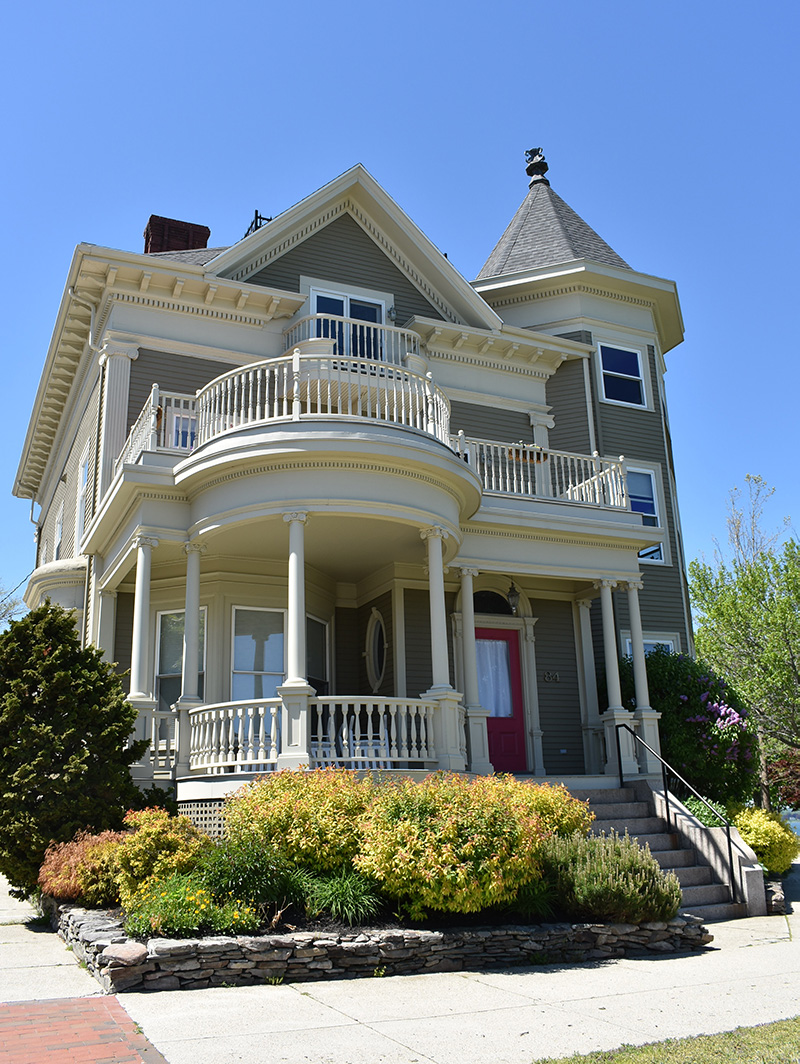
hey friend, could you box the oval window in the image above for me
[365,609,387,692]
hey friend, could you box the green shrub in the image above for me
[355,773,547,919]
[507,875,556,920]
[616,647,758,804]
[115,808,212,909]
[510,781,594,837]
[732,807,800,876]
[683,795,730,828]
[199,836,306,912]
[539,832,682,923]
[123,873,259,937]
[38,830,125,904]
[301,869,383,926]
[223,768,374,874]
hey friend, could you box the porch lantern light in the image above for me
[507,581,520,615]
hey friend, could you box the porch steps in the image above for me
[572,787,746,922]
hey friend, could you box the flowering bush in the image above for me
[355,773,550,918]
[124,873,259,937]
[732,808,800,876]
[115,808,213,909]
[38,830,125,905]
[618,647,758,803]
[223,769,374,874]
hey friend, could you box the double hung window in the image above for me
[599,344,645,407]
[76,447,90,543]
[53,504,64,561]
[155,609,206,713]
[232,608,285,700]
[627,468,663,562]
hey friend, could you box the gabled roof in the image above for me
[206,165,502,332]
[476,181,631,280]
[147,247,229,265]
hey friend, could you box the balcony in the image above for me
[450,435,628,511]
[283,313,422,365]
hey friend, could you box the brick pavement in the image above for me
[0,998,169,1064]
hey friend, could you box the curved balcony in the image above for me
[283,313,421,366]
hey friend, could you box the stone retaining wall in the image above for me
[43,899,713,993]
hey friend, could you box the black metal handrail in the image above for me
[614,723,742,904]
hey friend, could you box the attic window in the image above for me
[599,344,645,407]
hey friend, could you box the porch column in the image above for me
[96,589,117,663]
[129,535,158,701]
[625,580,662,773]
[175,541,206,776]
[595,579,638,777]
[97,339,139,496]
[421,527,465,772]
[459,567,492,774]
[276,512,313,769]
[577,598,604,773]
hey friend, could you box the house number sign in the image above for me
[543,671,560,683]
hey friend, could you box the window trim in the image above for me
[154,607,207,712]
[622,631,680,658]
[53,503,64,561]
[597,342,648,409]
[75,443,90,546]
[365,608,387,693]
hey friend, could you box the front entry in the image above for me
[476,628,526,772]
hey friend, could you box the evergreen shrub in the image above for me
[539,831,682,923]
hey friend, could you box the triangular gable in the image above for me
[207,166,501,331]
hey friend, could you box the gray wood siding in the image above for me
[449,401,532,444]
[546,359,592,454]
[248,214,445,325]
[594,347,691,652]
[127,350,233,432]
[113,592,134,689]
[531,599,585,774]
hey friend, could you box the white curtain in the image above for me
[476,639,512,717]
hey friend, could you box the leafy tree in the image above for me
[0,601,146,896]
[689,477,800,761]
[0,582,23,629]
[617,647,758,803]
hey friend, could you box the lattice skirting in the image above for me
[178,799,225,837]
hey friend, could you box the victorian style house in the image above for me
[14,151,692,812]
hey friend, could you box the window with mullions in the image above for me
[312,290,384,360]
[156,609,206,713]
[76,446,90,544]
[627,468,663,562]
[232,608,285,700]
[599,344,645,407]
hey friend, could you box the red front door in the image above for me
[476,627,526,772]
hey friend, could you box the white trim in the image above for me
[75,442,90,545]
[365,607,388,693]
[154,606,207,711]
[597,341,650,410]
[230,605,287,700]
[54,502,64,561]
[626,464,667,564]
[621,630,680,657]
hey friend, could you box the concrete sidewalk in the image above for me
[1,867,799,1064]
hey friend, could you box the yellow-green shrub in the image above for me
[115,808,212,909]
[223,769,374,874]
[733,807,800,876]
[38,830,125,904]
[355,773,548,918]
[510,781,594,837]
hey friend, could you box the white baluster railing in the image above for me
[114,387,197,475]
[450,435,628,510]
[309,698,437,767]
[283,314,421,365]
[189,699,281,774]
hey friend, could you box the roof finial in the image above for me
[525,147,550,188]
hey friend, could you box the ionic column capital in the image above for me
[420,525,449,542]
[99,588,117,600]
[623,579,645,592]
[183,541,208,556]
[98,338,140,367]
[283,511,308,525]
[133,534,159,551]
[593,578,618,590]
[459,567,480,580]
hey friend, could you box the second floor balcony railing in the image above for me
[283,313,421,365]
[450,434,628,510]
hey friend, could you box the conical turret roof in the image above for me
[476,151,631,280]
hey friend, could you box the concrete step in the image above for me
[673,865,713,887]
[587,801,651,820]
[682,902,747,922]
[615,830,677,852]
[591,816,667,836]
[681,883,732,907]
[653,848,696,869]
[571,788,636,805]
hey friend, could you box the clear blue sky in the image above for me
[2,0,797,604]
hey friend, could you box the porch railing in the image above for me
[114,385,197,475]
[185,697,438,774]
[450,434,628,510]
[310,698,437,767]
[195,351,450,446]
[283,314,421,366]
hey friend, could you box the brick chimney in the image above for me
[143,215,211,254]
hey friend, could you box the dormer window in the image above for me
[599,344,645,407]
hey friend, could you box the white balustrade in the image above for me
[189,700,281,774]
[309,698,437,767]
[114,386,198,474]
[283,314,420,366]
[451,435,627,510]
